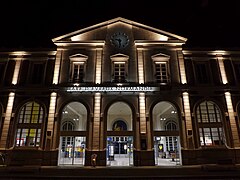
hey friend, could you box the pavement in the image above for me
[0,164,240,179]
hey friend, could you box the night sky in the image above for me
[0,0,239,49]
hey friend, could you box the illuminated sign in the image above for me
[66,86,159,92]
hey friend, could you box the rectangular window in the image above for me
[195,63,209,84]
[0,62,6,83]
[71,62,85,83]
[199,127,223,146]
[16,128,40,147]
[113,62,126,82]
[30,63,45,84]
[234,62,240,83]
[155,62,168,84]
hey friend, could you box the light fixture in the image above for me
[160,117,166,121]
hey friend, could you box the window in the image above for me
[155,62,169,84]
[151,53,170,84]
[196,101,225,147]
[165,121,178,151]
[110,53,129,83]
[69,54,88,83]
[72,62,85,83]
[234,62,240,83]
[112,120,127,131]
[15,101,44,147]
[30,62,45,84]
[62,121,75,131]
[113,62,126,82]
[165,121,177,131]
[0,62,6,83]
[195,62,209,84]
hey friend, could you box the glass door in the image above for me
[106,136,133,166]
[154,136,181,166]
[58,136,86,165]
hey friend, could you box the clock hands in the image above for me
[111,32,129,48]
[115,38,122,48]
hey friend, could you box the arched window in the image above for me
[165,121,177,131]
[196,101,225,146]
[15,101,44,147]
[61,121,75,131]
[165,120,178,151]
[112,120,127,131]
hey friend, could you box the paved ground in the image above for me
[0,164,240,179]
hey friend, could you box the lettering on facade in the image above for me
[66,86,159,92]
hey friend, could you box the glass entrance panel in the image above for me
[106,136,133,166]
[59,136,86,165]
[154,136,181,166]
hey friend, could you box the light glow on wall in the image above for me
[137,48,144,84]
[225,92,240,146]
[177,51,187,84]
[47,92,57,135]
[139,93,146,133]
[158,34,168,41]
[92,93,101,150]
[52,51,61,84]
[95,48,102,84]
[0,92,15,148]
[54,42,105,47]
[12,60,21,85]
[182,92,192,133]
[71,33,87,41]
[217,55,228,84]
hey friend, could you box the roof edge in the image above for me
[52,17,187,42]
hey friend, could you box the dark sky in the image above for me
[0,0,239,49]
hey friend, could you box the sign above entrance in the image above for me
[66,86,159,92]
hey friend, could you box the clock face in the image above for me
[110,32,129,49]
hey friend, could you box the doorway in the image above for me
[58,136,86,165]
[106,136,133,166]
[154,136,181,166]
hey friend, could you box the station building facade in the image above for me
[0,17,240,166]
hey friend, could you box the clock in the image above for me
[110,32,129,49]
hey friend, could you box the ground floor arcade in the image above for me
[1,91,240,166]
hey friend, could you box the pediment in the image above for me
[151,53,170,61]
[52,17,187,45]
[110,53,129,62]
[69,54,88,61]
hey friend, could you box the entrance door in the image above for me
[106,136,133,166]
[154,136,181,166]
[58,136,86,165]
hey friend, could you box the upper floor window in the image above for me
[196,101,225,147]
[15,101,44,147]
[30,62,45,84]
[152,53,170,84]
[233,61,240,83]
[195,63,209,84]
[0,62,6,84]
[110,53,129,83]
[69,54,88,83]
[72,62,85,83]
[113,62,126,82]
[155,62,169,84]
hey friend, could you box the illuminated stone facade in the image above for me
[0,17,240,166]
